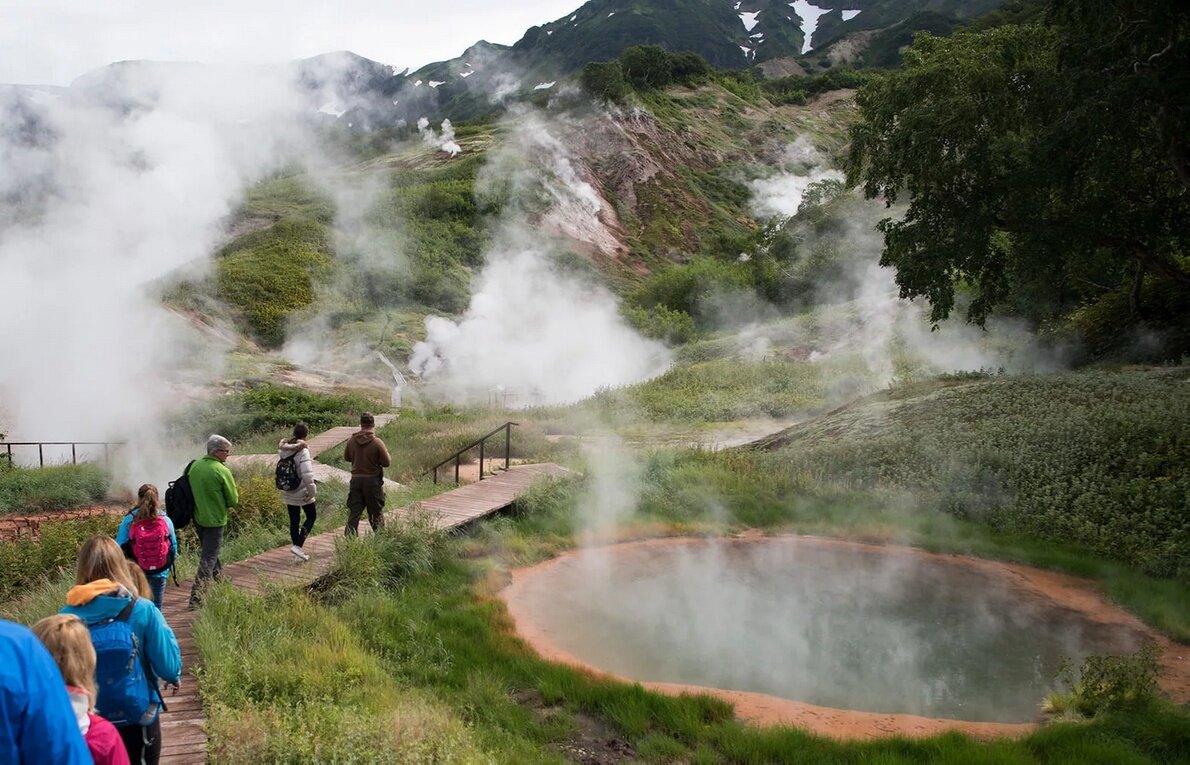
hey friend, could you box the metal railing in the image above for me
[429,422,518,484]
[0,441,125,467]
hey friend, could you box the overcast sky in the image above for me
[1,0,586,86]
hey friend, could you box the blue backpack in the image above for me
[88,602,159,727]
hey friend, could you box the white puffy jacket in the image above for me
[278,440,317,506]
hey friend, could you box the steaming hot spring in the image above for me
[501,536,1167,739]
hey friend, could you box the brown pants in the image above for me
[345,475,385,536]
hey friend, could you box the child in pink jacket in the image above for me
[32,613,131,765]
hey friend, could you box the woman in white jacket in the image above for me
[278,422,317,561]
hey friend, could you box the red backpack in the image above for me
[128,516,173,575]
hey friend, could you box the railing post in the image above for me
[479,439,485,481]
[71,443,77,465]
[38,444,43,467]
[433,466,438,484]
[454,454,460,484]
[505,423,511,470]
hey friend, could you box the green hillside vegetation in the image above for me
[190,448,1190,762]
[755,368,1190,581]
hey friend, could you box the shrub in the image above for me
[620,45,675,89]
[1046,644,1162,718]
[175,383,381,442]
[622,304,699,345]
[581,61,627,102]
[0,514,121,601]
[227,470,286,536]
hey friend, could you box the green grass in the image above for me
[215,220,334,347]
[172,382,384,443]
[758,368,1190,580]
[317,407,573,484]
[193,508,1190,763]
[0,463,111,514]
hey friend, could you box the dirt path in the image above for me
[500,535,1190,741]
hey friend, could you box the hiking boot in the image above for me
[290,545,310,562]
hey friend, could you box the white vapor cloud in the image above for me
[409,242,670,406]
[0,60,360,487]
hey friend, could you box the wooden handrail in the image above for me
[429,422,518,484]
[0,441,125,467]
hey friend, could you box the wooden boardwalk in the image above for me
[157,461,572,763]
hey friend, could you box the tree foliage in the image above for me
[580,61,627,103]
[846,2,1190,328]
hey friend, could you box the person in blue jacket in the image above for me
[63,536,182,765]
[0,617,92,764]
[116,484,178,608]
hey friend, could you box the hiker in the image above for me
[344,412,391,536]
[188,434,238,609]
[116,484,178,608]
[61,536,182,765]
[278,422,317,561]
[0,617,92,764]
[31,614,131,765]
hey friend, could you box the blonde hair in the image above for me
[75,536,136,595]
[125,559,153,600]
[134,483,160,524]
[31,614,97,707]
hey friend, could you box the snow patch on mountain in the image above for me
[791,0,831,53]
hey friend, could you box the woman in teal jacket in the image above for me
[62,536,181,765]
[115,484,178,609]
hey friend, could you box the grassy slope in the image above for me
[194,503,1190,764]
[755,368,1190,579]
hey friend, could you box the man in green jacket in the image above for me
[188,434,239,609]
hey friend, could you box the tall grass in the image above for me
[317,408,571,483]
[0,463,111,514]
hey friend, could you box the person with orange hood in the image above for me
[61,537,181,765]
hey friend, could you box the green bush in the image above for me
[226,471,287,536]
[0,463,110,514]
[176,383,382,443]
[620,45,676,89]
[1048,644,1162,718]
[581,61,628,102]
[628,257,753,321]
[622,304,699,345]
[0,514,121,601]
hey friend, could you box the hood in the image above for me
[351,431,376,446]
[279,439,307,457]
[64,579,135,621]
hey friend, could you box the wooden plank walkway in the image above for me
[157,461,572,763]
[304,414,397,458]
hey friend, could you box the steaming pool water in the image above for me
[505,537,1145,724]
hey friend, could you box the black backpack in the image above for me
[275,455,301,491]
[165,460,196,530]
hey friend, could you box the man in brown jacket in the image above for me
[343,412,392,536]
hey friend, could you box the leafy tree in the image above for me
[580,61,627,103]
[619,45,674,90]
[846,3,1190,326]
